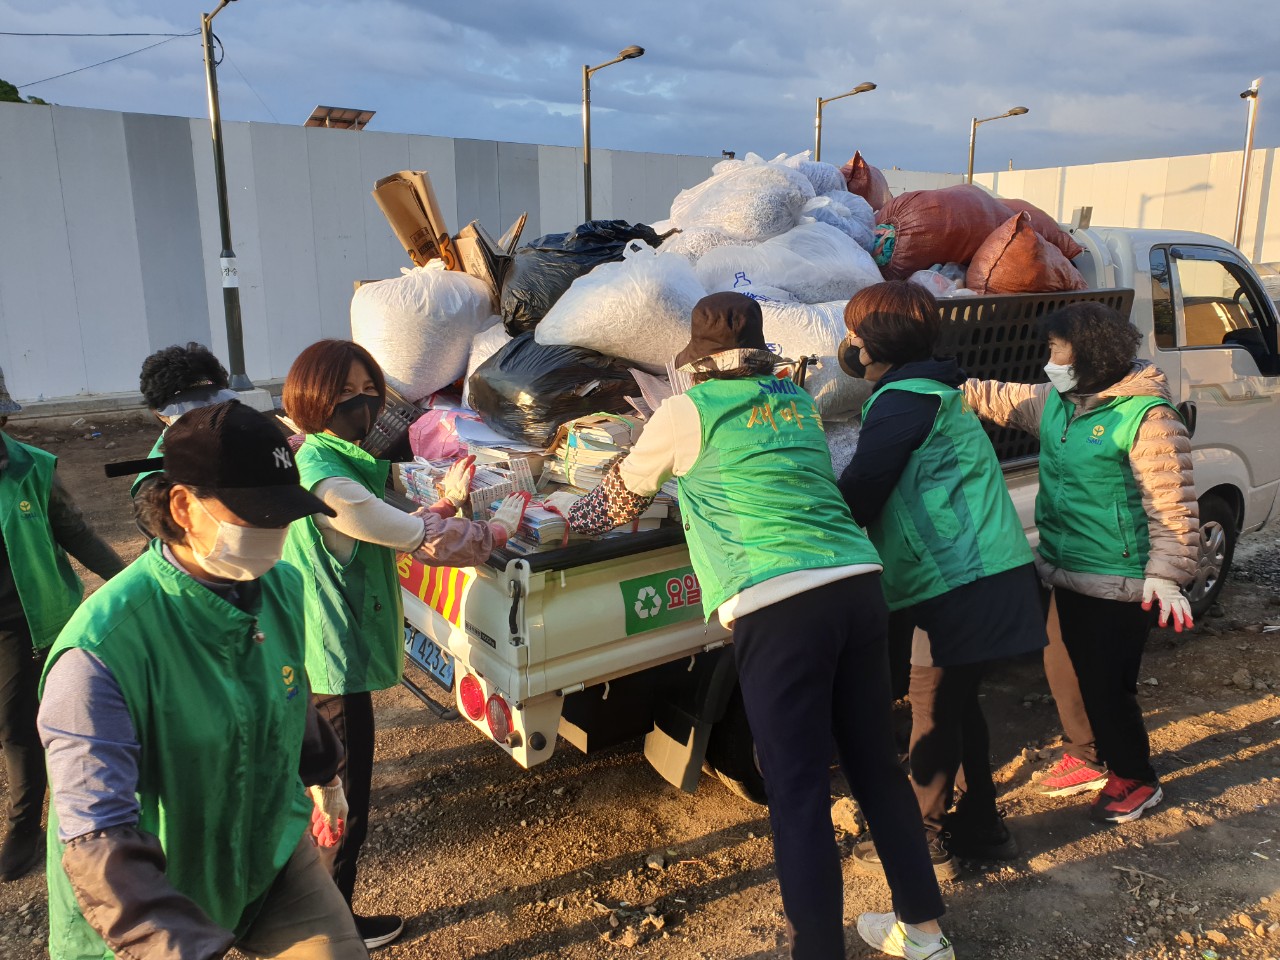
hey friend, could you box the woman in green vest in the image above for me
[281,339,522,950]
[569,293,953,960]
[38,400,367,959]
[0,367,124,883]
[964,301,1197,823]
[834,282,1047,881]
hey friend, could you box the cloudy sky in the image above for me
[2,0,1276,175]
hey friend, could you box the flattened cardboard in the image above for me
[372,171,459,269]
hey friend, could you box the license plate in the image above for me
[403,624,455,691]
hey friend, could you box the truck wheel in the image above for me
[1186,493,1236,618]
[705,689,768,806]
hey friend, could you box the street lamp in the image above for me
[1233,77,1263,250]
[813,82,877,162]
[966,106,1028,184]
[201,0,252,391]
[582,44,644,222]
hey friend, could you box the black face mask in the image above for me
[838,336,869,379]
[327,394,382,444]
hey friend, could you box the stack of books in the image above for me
[544,415,642,490]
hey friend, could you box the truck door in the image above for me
[1160,243,1280,528]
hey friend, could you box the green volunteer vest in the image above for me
[680,377,881,618]
[129,434,165,497]
[1036,391,1172,579]
[41,542,311,960]
[861,379,1033,610]
[0,434,83,648]
[284,432,404,695]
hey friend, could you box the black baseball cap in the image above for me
[107,400,335,526]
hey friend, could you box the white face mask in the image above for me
[188,497,287,581]
[1044,361,1079,394]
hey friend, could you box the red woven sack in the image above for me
[999,199,1084,260]
[876,184,1012,280]
[840,151,893,213]
[966,213,1089,295]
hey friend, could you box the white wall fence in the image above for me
[1,102,1276,405]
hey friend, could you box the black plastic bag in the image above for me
[467,333,638,448]
[500,220,663,335]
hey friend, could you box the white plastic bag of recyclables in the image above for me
[534,242,706,372]
[698,222,882,305]
[668,153,815,243]
[350,261,495,401]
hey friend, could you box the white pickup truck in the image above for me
[398,224,1280,803]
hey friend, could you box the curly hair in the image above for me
[139,343,229,410]
[1042,302,1141,393]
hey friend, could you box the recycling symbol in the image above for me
[634,585,663,619]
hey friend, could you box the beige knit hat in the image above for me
[0,365,20,415]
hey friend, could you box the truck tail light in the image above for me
[458,674,485,721]
[485,694,513,743]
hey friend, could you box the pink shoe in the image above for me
[1040,754,1109,797]
[1089,774,1163,823]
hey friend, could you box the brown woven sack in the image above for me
[840,151,893,213]
[999,199,1084,260]
[876,184,1012,280]
[966,212,1089,295]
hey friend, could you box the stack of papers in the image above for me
[545,414,642,490]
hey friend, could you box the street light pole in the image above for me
[201,0,252,391]
[582,45,644,222]
[813,82,877,162]
[966,106,1029,184]
[1233,77,1263,250]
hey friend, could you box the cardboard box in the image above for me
[372,171,459,269]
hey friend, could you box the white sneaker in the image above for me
[856,912,955,960]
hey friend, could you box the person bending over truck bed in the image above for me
[834,282,1047,881]
[963,301,1198,824]
[281,339,525,951]
[568,293,953,960]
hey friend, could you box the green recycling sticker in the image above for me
[620,565,706,636]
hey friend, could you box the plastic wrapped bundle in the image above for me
[759,300,847,358]
[780,151,848,196]
[907,269,958,297]
[660,227,746,266]
[499,220,663,335]
[535,244,705,372]
[350,262,495,401]
[799,356,872,422]
[824,419,862,477]
[801,191,876,251]
[467,334,638,448]
[697,222,882,305]
[461,320,511,408]
[668,153,816,243]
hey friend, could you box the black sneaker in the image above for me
[0,827,44,882]
[355,914,404,950]
[852,836,958,882]
[942,810,1019,861]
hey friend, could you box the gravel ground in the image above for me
[0,419,1276,959]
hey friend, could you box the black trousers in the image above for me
[1053,589,1156,782]
[733,575,944,960]
[0,628,45,834]
[313,691,375,906]
[907,662,996,841]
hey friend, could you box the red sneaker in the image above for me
[1040,754,1109,797]
[1089,774,1163,823]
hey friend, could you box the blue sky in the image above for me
[2,0,1276,175]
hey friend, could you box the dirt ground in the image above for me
[0,417,1276,959]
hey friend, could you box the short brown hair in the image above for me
[843,281,941,366]
[283,339,386,434]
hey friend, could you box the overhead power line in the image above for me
[17,32,195,88]
[0,31,194,37]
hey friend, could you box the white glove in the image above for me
[489,492,530,539]
[308,777,349,835]
[542,490,583,516]
[440,455,476,508]
[1141,577,1194,632]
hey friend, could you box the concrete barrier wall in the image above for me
[0,103,717,404]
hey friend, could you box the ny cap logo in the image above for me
[272,447,292,470]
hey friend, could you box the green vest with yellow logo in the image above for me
[0,433,83,648]
[679,376,881,618]
[1036,391,1172,579]
[41,542,311,959]
[284,433,404,695]
[863,378,1033,610]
